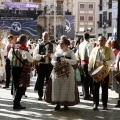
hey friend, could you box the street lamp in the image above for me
[102,22,108,37]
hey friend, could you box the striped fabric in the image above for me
[11,48,23,67]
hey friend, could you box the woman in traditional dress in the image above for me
[0,38,5,83]
[45,37,80,110]
[113,51,120,107]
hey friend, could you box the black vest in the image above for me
[38,42,53,63]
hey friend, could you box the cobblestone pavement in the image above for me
[0,77,120,120]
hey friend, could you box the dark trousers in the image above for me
[12,67,26,107]
[90,76,93,96]
[5,59,11,87]
[81,64,90,98]
[93,75,109,107]
[37,63,53,98]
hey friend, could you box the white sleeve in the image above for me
[114,52,119,68]
[87,43,94,57]
[75,49,79,60]
[33,44,42,61]
[22,51,33,62]
[3,44,8,56]
[106,49,115,65]
[8,48,13,61]
[88,49,94,71]
[51,53,57,66]
[65,51,77,65]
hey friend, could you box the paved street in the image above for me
[0,77,120,120]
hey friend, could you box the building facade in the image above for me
[75,0,96,38]
[0,0,75,39]
[96,0,113,39]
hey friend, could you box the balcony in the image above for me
[56,10,63,15]
[97,21,102,28]
[107,20,112,27]
[65,11,71,15]
[108,2,112,9]
[98,4,102,11]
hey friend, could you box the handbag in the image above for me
[75,68,81,82]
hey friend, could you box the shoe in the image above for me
[3,86,9,89]
[38,97,42,101]
[93,104,98,110]
[64,106,69,110]
[93,105,98,110]
[102,106,108,110]
[13,105,26,110]
[115,104,120,107]
[84,97,93,101]
[80,93,83,96]
[24,95,27,98]
[55,104,60,111]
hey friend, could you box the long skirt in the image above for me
[44,77,80,106]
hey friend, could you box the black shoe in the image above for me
[55,105,60,111]
[24,95,27,98]
[84,97,93,101]
[38,97,42,101]
[102,106,108,110]
[115,104,120,107]
[64,106,69,110]
[80,93,83,96]
[13,105,26,110]
[3,86,9,89]
[93,105,98,110]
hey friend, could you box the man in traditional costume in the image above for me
[3,35,14,88]
[8,34,33,109]
[88,36,115,110]
[76,33,92,100]
[33,31,53,100]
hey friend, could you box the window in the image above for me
[80,16,84,21]
[98,14,102,27]
[89,4,93,9]
[99,0,102,11]
[79,27,85,32]
[98,34,102,36]
[108,12,112,20]
[108,0,112,9]
[108,12,112,26]
[80,4,85,9]
[57,1,63,15]
[88,16,93,21]
[107,33,112,39]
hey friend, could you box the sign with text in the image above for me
[4,2,40,9]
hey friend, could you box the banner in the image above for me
[112,2,118,19]
[4,2,40,9]
[64,15,75,39]
[0,19,37,38]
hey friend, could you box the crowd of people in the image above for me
[0,31,120,111]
